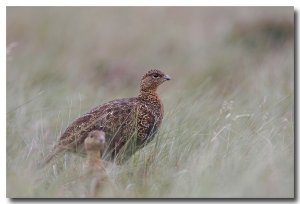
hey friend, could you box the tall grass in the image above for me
[7,7,294,198]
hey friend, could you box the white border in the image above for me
[3,0,297,6]
[2,3,7,202]
[2,1,298,203]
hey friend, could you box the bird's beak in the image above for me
[164,75,171,81]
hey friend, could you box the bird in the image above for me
[83,130,108,197]
[42,69,171,165]
[84,130,107,173]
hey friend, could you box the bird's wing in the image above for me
[57,98,139,146]
[57,113,99,146]
[93,98,139,134]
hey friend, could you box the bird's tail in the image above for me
[37,145,65,169]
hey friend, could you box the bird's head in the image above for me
[84,130,106,151]
[140,69,171,92]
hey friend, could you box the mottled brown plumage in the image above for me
[43,69,171,165]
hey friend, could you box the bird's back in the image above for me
[44,98,139,163]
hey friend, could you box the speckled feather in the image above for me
[42,69,170,165]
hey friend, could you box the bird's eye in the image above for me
[90,135,94,138]
[152,74,159,78]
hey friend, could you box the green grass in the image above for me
[6,7,294,198]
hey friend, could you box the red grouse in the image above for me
[83,130,108,197]
[84,130,107,173]
[42,69,171,165]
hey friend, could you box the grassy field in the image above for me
[6,7,294,198]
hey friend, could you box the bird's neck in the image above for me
[86,150,101,166]
[138,89,161,104]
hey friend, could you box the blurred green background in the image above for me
[7,7,294,198]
